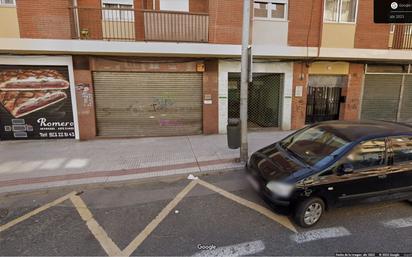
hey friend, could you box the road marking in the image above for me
[291,227,351,243]
[383,217,412,228]
[1,178,299,256]
[196,179,297,233]
[121,180,198,257]
[0,191,76,233]
[70,195,122,256]
[192,240,265,257]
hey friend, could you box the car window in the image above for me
[391,136,412,164]
[340,139,386,171]
[279,126,350,166]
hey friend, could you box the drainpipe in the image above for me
[72,0,80,39]
[317,0,324,57]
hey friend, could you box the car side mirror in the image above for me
[337,163,354,176]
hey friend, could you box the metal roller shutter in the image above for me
[93,72,202,137]
[361,74,403,121]
[400,75,412,124]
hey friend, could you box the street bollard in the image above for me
[227,118,241,149]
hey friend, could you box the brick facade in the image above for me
[6,0,399,139]
[13,0,392,49]
[90,57,201,72]
[354,0,390,49]
[208,0,243,44]
[190,0,209,13]
[340,63,364,121]
[288,0,323,47]
[16,0,72,39]
[291,62,363,130]
[203,60,219,134]
[77,0,102,40]
[134,0,145,41]
[291,62,309,129]
[73,63,97,140]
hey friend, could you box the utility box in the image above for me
[227,118,240,149]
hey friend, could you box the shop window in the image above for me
[324,0,358,23]
[253,0,288,20]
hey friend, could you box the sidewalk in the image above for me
[0,130,292,194]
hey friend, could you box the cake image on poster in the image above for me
[0,69,69,118]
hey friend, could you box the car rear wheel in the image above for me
[294,197,325,228]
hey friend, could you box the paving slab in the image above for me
[0,131,293,194]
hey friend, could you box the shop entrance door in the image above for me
[228,73,283,129]
[305,75,346,124]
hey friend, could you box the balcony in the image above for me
[390,24,412,50]
[70,7,209,43]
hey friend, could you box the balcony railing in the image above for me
[70,7,209,43]
[391,24,412,50]
[143,10,208,42]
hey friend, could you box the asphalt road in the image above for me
[0,169,411,256]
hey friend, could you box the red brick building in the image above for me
[0,0,411,141]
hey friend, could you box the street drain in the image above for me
[0,208,8,219]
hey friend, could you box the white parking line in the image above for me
[192,240,265,257]
[291,227,351,243]
[383,217,412,228]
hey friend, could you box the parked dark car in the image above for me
[246,120,412,228]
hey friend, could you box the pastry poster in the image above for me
[0,65,75,140]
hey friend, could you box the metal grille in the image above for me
[392,24,412,50]
[361,74,403,122]
[306,87,342,124]
[93,72,202,137]
[305,75,346,124]
[228,73,282,128]
[144,11,209,42]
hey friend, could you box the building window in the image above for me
[253,0,288,20]
[0,0,15,5]
[324,0,358,23]
[102,0,134,22]
[159,0,189,12]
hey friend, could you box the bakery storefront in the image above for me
[0,56,79,141]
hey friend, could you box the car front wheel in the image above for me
[294,197,325,228]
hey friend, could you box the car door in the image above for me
[385,136,412,199]
[314,138,390,205]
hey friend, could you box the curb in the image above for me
[0,158,244,195]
